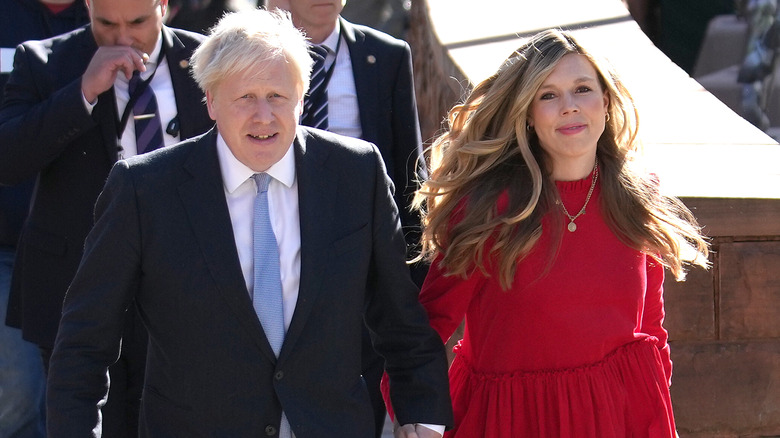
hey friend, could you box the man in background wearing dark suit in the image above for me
[0,0,212,435]
[46,9,451,437]
[265,1,428,434]
[0,3,88,437]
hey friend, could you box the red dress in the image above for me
[421,172,676,437]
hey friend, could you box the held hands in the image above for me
[81,46,149,104]
[394,422,443,438]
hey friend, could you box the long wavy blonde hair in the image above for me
[416,29,709,289]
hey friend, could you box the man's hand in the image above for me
[394,423,443,438]
[81,46,149,103]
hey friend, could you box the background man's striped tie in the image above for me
[301,44,330,130]
[129,71,165,154]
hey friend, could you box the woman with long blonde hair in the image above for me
[387,29,709,438]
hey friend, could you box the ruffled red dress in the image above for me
[415,171,676,437]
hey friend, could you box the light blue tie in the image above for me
[252,173,285,356]
[252,173,293,438]
[251,174,292,438]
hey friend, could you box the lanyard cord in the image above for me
[319,33,341,94]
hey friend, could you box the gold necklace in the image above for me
[557,164,598,232]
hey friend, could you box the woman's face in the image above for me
[528,53,609,179]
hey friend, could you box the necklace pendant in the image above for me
[567,221,577,232]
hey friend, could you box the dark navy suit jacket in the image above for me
[47,127,453,437]
[0,0,89,249]
[0,24,213,347]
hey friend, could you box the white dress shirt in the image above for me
[216,134,301,332]
[319,26,362,139]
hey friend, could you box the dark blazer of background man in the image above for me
[0,0,212,435]
[0,0,90,268]
[46,9,452,437]
[0,1,211,352]
[268,0,427,282]
[0,2,89,437]
[338,16,428,279]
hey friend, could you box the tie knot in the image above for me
[253,173,271,193]
[129,70,143,93]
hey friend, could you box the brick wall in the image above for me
[665,198,780,437]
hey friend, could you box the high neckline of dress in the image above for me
[554,166,599,194]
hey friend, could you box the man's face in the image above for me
[87,0,167,55]
[206,57,304,172]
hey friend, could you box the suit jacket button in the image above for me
[274,371,284,380]
[264,425,277,436]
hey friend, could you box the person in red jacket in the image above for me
[384,28,710,438]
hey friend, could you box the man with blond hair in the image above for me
[47,9,451,437]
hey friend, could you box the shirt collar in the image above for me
[320,23,341,53]
[216,133,297,194]
[136,33,163,80]
[146,34,164,69]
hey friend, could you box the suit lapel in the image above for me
[163,27,208,139]
[341,19,379,142]
[178,130,279,363]
[279,128,337,362]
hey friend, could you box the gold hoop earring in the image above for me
[605,113,610,122]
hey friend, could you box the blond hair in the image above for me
[417,29,709,289]
[190,9,312,97]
